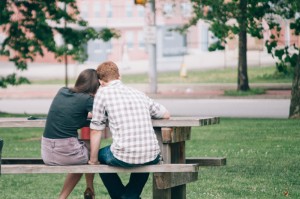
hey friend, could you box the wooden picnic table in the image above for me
[0,116,222,199]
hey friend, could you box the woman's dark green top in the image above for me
[43,87,94,139]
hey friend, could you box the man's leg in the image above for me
[121,173,149,199]
[121,155,160,198]
[98,145,125,199]
[100,173,125,199]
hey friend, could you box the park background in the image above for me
[1,0,300,198]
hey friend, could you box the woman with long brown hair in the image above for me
[41,68,100,199]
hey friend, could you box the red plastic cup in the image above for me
[81,127,90,140]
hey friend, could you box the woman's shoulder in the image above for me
[58,87,69,92]
[57,87,87,98]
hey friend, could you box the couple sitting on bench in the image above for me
[41,61,170,199]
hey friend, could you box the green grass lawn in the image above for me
[1,118,299,199]
[31,66,292,85]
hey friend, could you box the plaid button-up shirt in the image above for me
[90,80,167,164]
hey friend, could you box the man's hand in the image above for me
[88,160,100,165]
[163,111,170,119]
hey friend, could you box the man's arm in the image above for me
[88,129,102,165]
[148,97,170,119]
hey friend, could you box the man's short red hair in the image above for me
[97,61,120,82]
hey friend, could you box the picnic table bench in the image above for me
[0,117,225,199]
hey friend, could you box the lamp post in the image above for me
[148,0,157,93]
[135,0,157,93]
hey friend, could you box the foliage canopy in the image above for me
[0,0,119,88]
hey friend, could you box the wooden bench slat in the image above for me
[186,157,226,166]
[1,164,199,174]
[2,157,226,167]
[2,158,44,164]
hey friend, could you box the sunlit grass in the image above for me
[1,118,299,198]
[31,66,292,85]
[224,88,266,96]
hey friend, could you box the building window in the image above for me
[138,31,145,49]
[54,33,64,47]
[106,41,112,53]
[164,30,174,40]
[163,3,174,17]
[180,2,192,18]
[94,3,101,18]
[137,5,144,17]
[81,3,88,19]
[94,40,103,53]
[126,31,134,49]
[106,3,112,18]
[126,2,133,17]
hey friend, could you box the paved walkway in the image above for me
[0,50,292,118]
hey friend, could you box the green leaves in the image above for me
[264,0,300,76]
[0,73,30,88]
[0,0,119,88]
[99,28,121,42]
[290,18,300,35]
[208,40,225,51]
[187,0,276,53]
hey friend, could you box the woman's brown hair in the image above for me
[70,69,100,95]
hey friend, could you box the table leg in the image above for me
[153,127,172,199]
[171,141,186,199]
[153,127,191,199]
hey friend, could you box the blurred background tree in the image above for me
[0,0,119,88]
[264,0,300,118]
[178,0,275,92]
[176,0,299,118]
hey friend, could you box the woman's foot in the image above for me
[84,187,95,199]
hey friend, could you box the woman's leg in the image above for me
[85,173,94,191]
[59,173,83,199]
[83,140,95,198]
[85,173,95,194]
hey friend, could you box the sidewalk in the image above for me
[0,50,291,99]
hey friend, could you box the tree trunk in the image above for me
[289,51,300,118]
[237,0,250,91]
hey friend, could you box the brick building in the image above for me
[0,0,299,65]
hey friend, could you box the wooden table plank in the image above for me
[0,117,220,128]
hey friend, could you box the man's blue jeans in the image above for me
[98,145,160,199]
